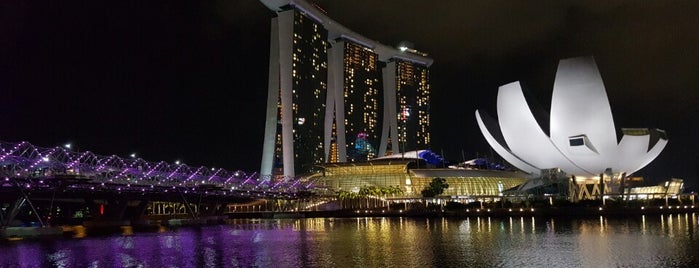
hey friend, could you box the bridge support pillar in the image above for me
[2,180,46,227]
[3,198,26,227]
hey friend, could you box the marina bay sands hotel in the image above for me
[259,0,434,178]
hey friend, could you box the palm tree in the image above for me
[358,186,368,208]
[350,192,359,209]
[337,190,349,209]
[370,186,381,208]
[382,186,402,208]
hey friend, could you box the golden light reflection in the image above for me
[509,217,513,236]
[73,225,86,239]
[661,215,665,231]
[306,218,328,232]
[459,218,471,234]
[476,217,482,233]
[668,215,674,237]
[487,217,492,233]
[5,216,699,267]
[121,226,133,236]
[599,216,606,235]
[548,218,555,233]
[17,215,699,267]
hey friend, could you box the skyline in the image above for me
[258,1,434,177]
[2,1,698,186]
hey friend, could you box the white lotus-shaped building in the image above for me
[475,57,667,177]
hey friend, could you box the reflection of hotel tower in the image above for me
[259,0,433,178]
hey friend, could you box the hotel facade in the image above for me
[259,0,433,178]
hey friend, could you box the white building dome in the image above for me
[475,57,667,177]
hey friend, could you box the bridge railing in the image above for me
[0,140,314,194]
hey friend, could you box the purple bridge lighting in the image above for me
[0,140,314,198]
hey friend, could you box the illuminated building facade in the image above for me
[260,0,433,178]
[261,7,328,178]
[287,10,328,175]
[327,40,383,163]
[393,60,430,153]
[316,160,528,198]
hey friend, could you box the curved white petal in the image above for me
[630,138,668,174]
[615,134,651,174]
[475,110,539,174]
[496,82,589,175]
[550,57,618,174]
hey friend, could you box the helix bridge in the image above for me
[0,140,315,200]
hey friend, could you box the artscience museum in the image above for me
[476,57,674,200]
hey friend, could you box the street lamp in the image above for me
[64,143,72,149]
[130,153,136,158]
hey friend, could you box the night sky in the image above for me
[2,1,698,187]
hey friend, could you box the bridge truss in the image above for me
[0,140,315,199]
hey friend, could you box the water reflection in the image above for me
[1,214,698,267]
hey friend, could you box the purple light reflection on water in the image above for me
[1,216,699,267]
[0,222,313,267]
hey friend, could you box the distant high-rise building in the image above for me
[395,60,431,153]
[261,7,327,177]
[377,59,431,158]
[327,40,382,163]
[259,0,433,178]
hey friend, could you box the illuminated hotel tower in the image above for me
[391,59,431,154]
[260,0,433,178]
[326,40,383,163]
